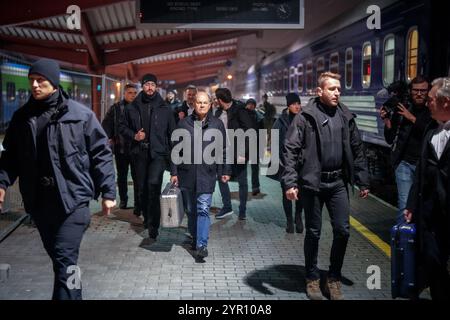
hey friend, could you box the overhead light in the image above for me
[227,74,233,80]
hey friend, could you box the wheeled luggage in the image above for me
[391,223,417,299]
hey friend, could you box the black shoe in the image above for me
[197,247,208,259]
[149,227,158,239]
[238,213,247,221]
[252,188,260,196]
[286,221,294,234]
[295,214,304,233]
[133,208,141,217]
[119,201,127,209]
[296,221,304,234]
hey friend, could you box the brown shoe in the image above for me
[325,278,344,300]
[306,279,324,300]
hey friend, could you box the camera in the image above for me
[380,81,410,119]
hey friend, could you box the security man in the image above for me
[102,83,138,211]
[282,72,370,300]
[120,74,176,239]
[0,58,116,300]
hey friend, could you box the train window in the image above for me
[383,35,396,86]
[283,69,289,94]
[297,63,304,93]
[289,67,296,93]
[279,70,283,94]
[406,27,419,81]
[362,42,372,88]
[345,48,353,89]
[316,57,325,80]
[306,61,313,94]
[330,53,339,74]
[6,82,15,101]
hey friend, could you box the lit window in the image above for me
[289,67,296,93]
[345,48,353,89]
[330,53,339,74]
[283,69,289,94]
[362,42,372,88]
[316,57,325,82]
[297,63,304,93]
[406,28,419,81]
[306,61,313,94]
[383,35,396,86]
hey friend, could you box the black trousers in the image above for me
[302,179,350,281]
[251,164,260,191]
[115,152,138,207]
[281,186,303,223]
[32,205,90,300]
[132,153,166,230]
[422,227,450,300]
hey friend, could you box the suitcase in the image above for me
[160,183,185,228]
[390,223,417,299]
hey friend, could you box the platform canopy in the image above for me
[0,0,374,86]
[0,0,257,85]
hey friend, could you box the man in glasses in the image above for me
[380,76,432,223]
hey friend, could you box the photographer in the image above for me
[380,76,432,223]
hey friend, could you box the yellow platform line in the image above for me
[350,216,391,258]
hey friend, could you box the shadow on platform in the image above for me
[244,265,354,297]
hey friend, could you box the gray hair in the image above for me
[432,77,450,98]
[196,90,211,102]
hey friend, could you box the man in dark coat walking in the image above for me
[102,83,138,210]
[0,58,116,300]
[273,93,303,234]
[214,88,254,220]
[405,77,450,300]
[282,72,370,300]
[170,91,231,260]
[120,74,176,239]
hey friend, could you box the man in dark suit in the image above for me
[405,77,450,301]
[214,88,253,220]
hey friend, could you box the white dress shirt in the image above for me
[431,120,450,160]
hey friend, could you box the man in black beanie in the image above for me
[0,58,117,300]
[120,73,176,239]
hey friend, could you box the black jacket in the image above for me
[120,91,176,159]
[170,113,231,194]
[174,101,193,123]
[407,121,450,236]
[270,109,295,181]
[0,89,116,214]
[101,99,131,154]
[215,100,253,161]
[384,104,432,168]
[281,97,370,192]
[406,121,450,289]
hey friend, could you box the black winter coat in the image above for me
[170,113,231,194]
[281,97,370,192]
[119,91,176,159]
[101,99,131,154]
[407,121,450,249]
[215,100,253,161]
[270,109,295,181]
[0,90,116,214]
[384,104,432,168]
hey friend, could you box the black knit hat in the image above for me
[246,98,257,106]
[28,58,60,88]
[141,73,157,86]
[286,93,301,107]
